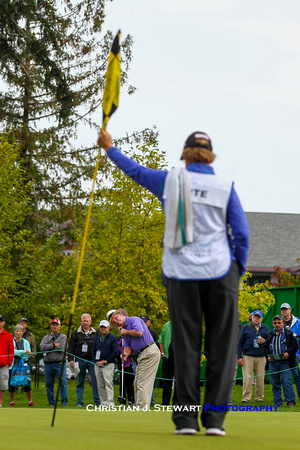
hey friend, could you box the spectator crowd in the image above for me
[1,303,300,410]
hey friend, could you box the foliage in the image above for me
[1,134,168,340]
[70,133,169,331]
[268,265,300,287]
[238,271,276,322]
[0,134,32,302]
[0,0,135,227]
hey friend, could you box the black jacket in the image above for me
[91,333,119,364]
[68,326,99,362]
[263,327,298,367]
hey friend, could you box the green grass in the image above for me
[2,377,300,412]
[1,380,300,449]
[1,408,300,450]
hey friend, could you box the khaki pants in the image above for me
[242,355,265,401]
[95,363,115,406]
[135,344,160,410]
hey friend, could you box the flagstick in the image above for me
[51,149,102,426]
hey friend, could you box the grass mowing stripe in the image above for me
[1,410,300,450]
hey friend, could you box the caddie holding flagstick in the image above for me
[98,128,249,436]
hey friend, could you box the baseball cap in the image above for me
[99,320,110,328]
[280,303,291,310]
[184,131,212,150]
[252,310,263,317]
[141,315,150,322]
[51,318,61,325]
[0,315,5,321]
[272,315,283,321]
[19,317,27,322]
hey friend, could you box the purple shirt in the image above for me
[123,316,154,352]
[118,339,130,367]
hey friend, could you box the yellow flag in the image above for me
[102,30,121,130]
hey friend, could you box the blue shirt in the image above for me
[123,316,154,352]
[270,329,287,355]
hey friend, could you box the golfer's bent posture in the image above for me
[99,130,249,435]
[107,309,160,410]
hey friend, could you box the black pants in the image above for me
[167,262,240,430]
[161,343,177,405]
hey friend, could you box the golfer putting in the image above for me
[107,309,160,411]
[99,129,249,436]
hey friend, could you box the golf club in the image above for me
[118,334,126,404]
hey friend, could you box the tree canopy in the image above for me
[0,0,134,224]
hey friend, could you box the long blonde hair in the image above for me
[182,146,216,164]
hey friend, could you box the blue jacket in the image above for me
[107,147,249,276]
[91,333,119,364]
[9,338,31,369]
[238,323,270,359]
[284,314,300,357]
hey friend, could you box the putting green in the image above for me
[1,409,299,449]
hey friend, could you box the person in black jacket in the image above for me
[68,313,100,407]
[263,315,298,407]
[91,320,119,406]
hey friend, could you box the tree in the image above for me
[0,133,167,341]
[0,134,32,302]
[0,0,135,228]
[238,272,276,322]
[268,265,300,287]
[80,134,169,329]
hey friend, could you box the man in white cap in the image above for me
[107,309,160,410]
[98,129,249,435]
[91,319,118,406]
[280,303,300,400]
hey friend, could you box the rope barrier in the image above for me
[2,351,300,382]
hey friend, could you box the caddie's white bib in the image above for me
[162,172,233,280]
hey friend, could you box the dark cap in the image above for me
[272,315,283,321]
[0,315,5,321]
[141,315,150,322]
[184,131,212,150]
[19,317,27,323]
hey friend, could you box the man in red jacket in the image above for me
[0,315,14,407]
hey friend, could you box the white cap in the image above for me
[99,320,110,328]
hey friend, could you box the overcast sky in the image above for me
[97,0,300,214]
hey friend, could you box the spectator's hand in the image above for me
[258,337,265,344]
[54,342,60,347]
[237,358,243,366]
[98,360,106,366]
[97,129,113,152]
[69,361,75,368]
[268,357,274,362]
[283,352,289,360]
[26,350,31,354]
